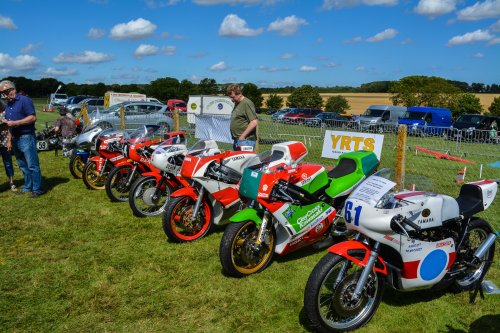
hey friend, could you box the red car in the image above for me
[167,99,187,112]
[283,108,323,124]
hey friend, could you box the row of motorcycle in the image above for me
[65,124,498,332]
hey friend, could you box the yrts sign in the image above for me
[321,130,384,159]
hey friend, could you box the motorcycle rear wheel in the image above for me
[69,154,85,179]
[162,195,213,242]
[219,220,275,278]
[453,218,495,291]
[304,251,384,332]
[105,165,136,202]
[129,176,173,217]
[82,161,111,190]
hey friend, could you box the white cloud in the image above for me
[414,0,456,18]
[53,51,112,64]
[355,66,367,72]
[324,62,337,68]
[162,46,177,55]
[488,37,500,44]
[457,0,500,21]
[299,65,318,72]
[110,18,157,40]
[322,0,398,10]
[134,44,160,58]
[43,67,78,76]
[88,28,105,39]
[146,0,180,8]
[0,15,17,30]
[471,52,484,58]
[20,43,42,54]
[491,19,500,32]
[194,0,283,4]
[268,15,307,36]
[447,29,494,46]
[366,28,397,42]
[219,14,263,37]
[209,61,229,71]
[280,53,295,59]
[345,36,363,43]
[257,65,289,72]
[0,53,40,70]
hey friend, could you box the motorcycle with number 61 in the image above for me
[304,169,498,332]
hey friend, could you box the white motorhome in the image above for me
[104,92,147,107]
[186,95,234,124]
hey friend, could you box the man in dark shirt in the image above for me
[1,80,44,197]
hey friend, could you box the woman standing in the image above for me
[0,100,17,191]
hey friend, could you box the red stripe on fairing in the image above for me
[469,180,494,186]
[394,191,426,199]
[402,260,420,279]
[447,252,456,270]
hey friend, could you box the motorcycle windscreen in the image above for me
[239,168,262,200]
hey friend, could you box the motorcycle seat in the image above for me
[327,158,357,179]
[455,184,484,218]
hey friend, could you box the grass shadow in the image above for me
[42,176,70,192]
[382,287,449,306]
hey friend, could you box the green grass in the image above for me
[0,99,499,332]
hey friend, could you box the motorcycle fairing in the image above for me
[88,156,106,172]
[327,240,388,275]
[170,186,198,200]
[74,150,90,163]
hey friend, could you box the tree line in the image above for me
[1,75,499,117]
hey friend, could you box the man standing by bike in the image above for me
[0,80,44,198]
[227,84,258,151]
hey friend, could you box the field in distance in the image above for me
[262,92,500,115]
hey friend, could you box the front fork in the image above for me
[256,211,271,245]
[190,186,205,222]
[99,159,109,177]
[125,163,139,187]
[352,241,380,301]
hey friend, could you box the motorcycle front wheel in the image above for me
[162,195,213,242]
[69,153,86,179]
[105,165,136,202]
[82,161,111,190]
[453,218,495,291]
[219,220,275,278]
[129,176,173,217]
[304,251,384,332]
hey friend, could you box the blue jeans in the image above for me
[12,134,43,193]
[0,146,14,178]
[233,139,256,151]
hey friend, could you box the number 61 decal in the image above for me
[344,201,362,226]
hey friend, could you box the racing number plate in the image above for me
[36,140,49,151]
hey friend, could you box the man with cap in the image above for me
[54,106,76,138]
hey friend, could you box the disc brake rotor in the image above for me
[331,272,369,317]
[142,187,159,206]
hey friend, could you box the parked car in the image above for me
[304,112,350,127]
[85,101,174,132]
[357,105,407,133]
[68,98,104,116]
[167,99,187,112]
[283,108,322,124]
[64,95,93,112]
[50,93,68,106]
[398,106,452,136]
[447,114,499,142]
[271,108,293,122]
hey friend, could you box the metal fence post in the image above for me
[395,124,407,191]
[174,109,179,131]
[120,104,125,130]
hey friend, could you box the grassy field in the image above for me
[1,99,499,332]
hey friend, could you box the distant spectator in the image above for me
[0,101,16,191]
[54,106,77,138]
[227,84,258,151]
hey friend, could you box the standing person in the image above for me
[227,84,258,151]
[0,101,17,191]
[0,80,44,198]
[54,106,76,138]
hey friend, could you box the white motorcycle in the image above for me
[304,169,498,332]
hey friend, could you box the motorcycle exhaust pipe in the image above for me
[473,231,499,260]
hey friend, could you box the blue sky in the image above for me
[0,0,499,87]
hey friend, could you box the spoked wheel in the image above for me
[219,220,275,278]
[453,218,495,291]
[304,251,384,332]
[129,176,174,217]
[105,165,136,202]
[69,153,86,179]
[82,161,111,190]
[162,195,213,242]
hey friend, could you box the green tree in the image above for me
[389,76,462,108]
[147,77,180,100]
[449,93,483,118]
[359,81,391,93]
[489,97,500,116]
[286,85,323,108]
[266,93,283,110]
[198,78,218,95]
[242,83,263,109]
[178,79,197,101]
[324,95,350,114]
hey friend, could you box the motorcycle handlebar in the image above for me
[392,214,422,231]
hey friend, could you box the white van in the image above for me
[357,105,407,133]
[50,93,68,105]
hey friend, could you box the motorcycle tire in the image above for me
[129,176,174,217]
[162,195,213,243]
[82,161,111,190]
[69,153,86,179]
[219,220,276,278]
[304,251,384,333]
[105,165,136,202]
[453,218,495,291]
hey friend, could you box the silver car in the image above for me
[86,101,174,132]
[67,97,104,116]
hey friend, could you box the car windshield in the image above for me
[401,111,426,120]
[456,115,482,124]
[363,109,385,117]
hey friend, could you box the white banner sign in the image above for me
[321,130,384,160]
[194,114,233,144]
